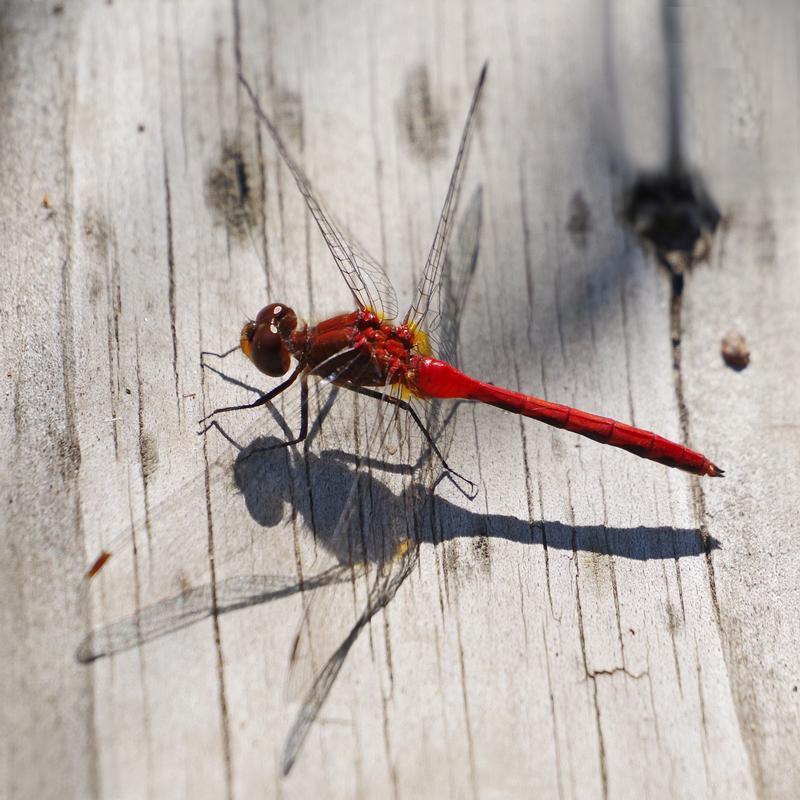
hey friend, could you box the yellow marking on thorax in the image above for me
[410,325,432,357]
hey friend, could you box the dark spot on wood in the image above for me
[52,4,64,14]
[397,64,448,162]
[755,216,776,268]
[624,170,720,274]
[140,432,159,479]
[88,272,104,304]
[666,601,682,634]
[177,572,192,595]
[42,192,52,209]
[472,535,491,571]
[587,551,609,585]
[566,191,592,248]
[82,207,112,261]
[57,433,82,480]
[721,330,750,371]
[125,387,131,395]
[205,142,260,241]
[445,541,460,573]
[137,123,145,133]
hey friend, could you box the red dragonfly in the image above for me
[204,65,724,480]
[81,63,722,778]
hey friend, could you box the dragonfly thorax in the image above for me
[351,309,419,382]
[241,302,298,377]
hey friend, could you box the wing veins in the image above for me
[405,63,488,331]
[239,75,397,319]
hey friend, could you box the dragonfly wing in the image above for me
[280,369,446,772]
[281,540,418,776]
[80,346,370,637]
[341,233,399,322]
[240,76,399,320]
[423,185,483,367]
[77,574,335,663]
[404,64,487,334]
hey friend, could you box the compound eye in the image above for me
[240,310,291,377]
[250,325,290,377]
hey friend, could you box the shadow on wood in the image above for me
[77,430,718,773]
[77,432,718,664]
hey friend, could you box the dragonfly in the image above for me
[81,61,723,779]
[220,61,721,768]
[204,64,723,480]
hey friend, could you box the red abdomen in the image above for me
[409,357,723,477]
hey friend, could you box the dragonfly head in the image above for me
[240,303,298,377]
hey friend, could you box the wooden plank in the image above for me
[2,1,797,798]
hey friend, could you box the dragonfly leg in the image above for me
[198,364,303,429]
[348,386,476,494]
[275,376,309,448]
[242,376,310,456]
[200,344,240,360]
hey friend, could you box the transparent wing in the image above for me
[404,63,487,334]
[423,185,483,367]
[240,76,398,320]
[282,534,419,775]
[280,377,440,774]
[79,346,375,657]
[76,570,348,663]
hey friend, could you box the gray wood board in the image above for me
[2,1,798,798]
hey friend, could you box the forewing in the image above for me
[280,371,450,771]
[423,185,483,366]
[404,63,487,334]
[240,76,398,320]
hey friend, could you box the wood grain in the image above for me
[2,1,798,798]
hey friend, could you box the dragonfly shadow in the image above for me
[236,434,721,565]
[77,434,718,663]
[77,434,720,774]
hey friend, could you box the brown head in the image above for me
[240,303,298,377]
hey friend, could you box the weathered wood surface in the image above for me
[2,1,799,798]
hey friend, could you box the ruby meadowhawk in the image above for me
[81,62,722,775]
[202,63,723,480]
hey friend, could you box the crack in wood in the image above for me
[455,612,479,800]
[201,431,235,800]
[667,272,722,626]
[571,507,609,800]
[161,150,182,422]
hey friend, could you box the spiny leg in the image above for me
[349,386,476,495]
[198,364,303,429]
